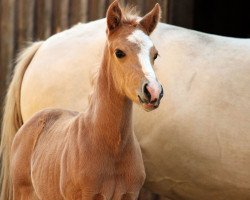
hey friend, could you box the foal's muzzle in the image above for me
[138,81,163,111]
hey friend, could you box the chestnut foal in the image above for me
[10,1,163,199]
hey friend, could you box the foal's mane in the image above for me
[120,4,140,24]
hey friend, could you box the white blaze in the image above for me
[127,30,156,81]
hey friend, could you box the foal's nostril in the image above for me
[150,98,157,103]
[143,83,151,102]
[159,85,164,99]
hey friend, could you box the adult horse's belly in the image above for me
[21,19,250,200]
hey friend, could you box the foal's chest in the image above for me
[60,142,146,199]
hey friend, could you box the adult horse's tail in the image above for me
[0,41,43,200]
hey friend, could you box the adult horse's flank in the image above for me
[8,1,162,200]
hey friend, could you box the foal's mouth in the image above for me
[138,95,159,111]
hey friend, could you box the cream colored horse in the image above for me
[1,4,250,200]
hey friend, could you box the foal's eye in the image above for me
[153,53,158,60]
[115,49,126,58]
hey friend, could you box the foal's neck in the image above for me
[84,45,133,151]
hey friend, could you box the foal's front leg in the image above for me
[62,184,104,200]
[111,181,140,200]
[121,192,139,200]
[112,191,139,200]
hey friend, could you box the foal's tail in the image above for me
[0,41,43,200]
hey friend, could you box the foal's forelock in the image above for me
[127,29,156,81]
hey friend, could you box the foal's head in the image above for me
[106,1,163,111]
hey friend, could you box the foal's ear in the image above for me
[106,0,122,34]
[139,3,161,35]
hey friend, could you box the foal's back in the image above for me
[11,109,78,199]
